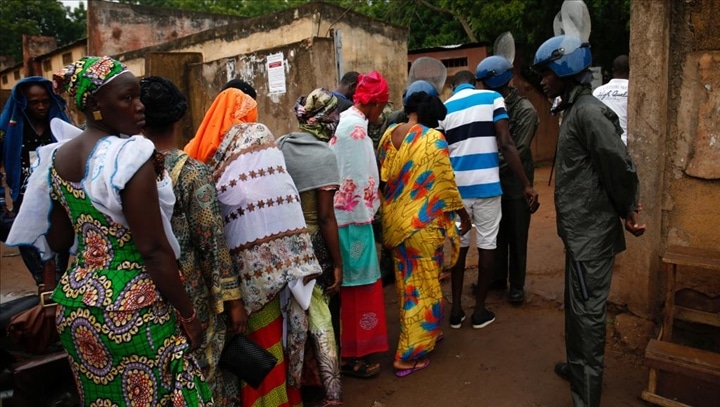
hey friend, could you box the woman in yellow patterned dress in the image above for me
[7,56,213,405]
[377,89,471,378]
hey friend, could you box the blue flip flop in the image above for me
[394,359,430,378]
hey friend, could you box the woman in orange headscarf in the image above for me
[186,88,321,407]
[184,88,258,162]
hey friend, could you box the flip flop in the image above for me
[394,358,431,378]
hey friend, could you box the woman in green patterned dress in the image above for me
[140,76,248,406]
[7,56,213,406]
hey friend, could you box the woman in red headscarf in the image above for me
[328,71,390,378]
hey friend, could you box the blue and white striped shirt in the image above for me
[439,84,508,199]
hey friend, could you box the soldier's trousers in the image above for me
[564,254,615,407]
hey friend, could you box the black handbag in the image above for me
[219,335,278,389]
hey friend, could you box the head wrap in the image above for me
[184,88,258,163]
[353,70,389,105]
[0,77,70,202]
[294,88,339,141]
[403,80,438,105]
[52,56,128,112]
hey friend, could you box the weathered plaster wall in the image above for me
[111,2,407,142]
[87,0,246,56]
[620,0,720,318]
[614,0,671,318]
[22,36,57,77]
[183,38,338,145]
[328,21,408,109]
[113,2,407,111]
[664,0,720,295]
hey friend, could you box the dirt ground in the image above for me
[0,165,651,406]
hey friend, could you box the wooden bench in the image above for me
[641,246,720,407]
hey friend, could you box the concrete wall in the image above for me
[114,2,407,108]
[144,52,203,147]
[179,38,338,146]
[87,0,246,57]
[620,0,720,318]
[1,40,86,92]
[111,2,407,143]
[22,35,57,77]
[662,0,720,295]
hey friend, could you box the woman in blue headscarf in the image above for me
[0,76,71,283]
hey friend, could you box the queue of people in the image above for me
[1,21,643,405]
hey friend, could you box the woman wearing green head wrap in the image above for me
[8,56,213,405]
[278,88,343,405]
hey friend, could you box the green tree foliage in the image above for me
[116,0,309,17]
[345,0,629,76]
[0,0,86,63]
[2,0,628,81]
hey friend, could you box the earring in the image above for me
[92,110,103,121]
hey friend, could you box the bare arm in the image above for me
[121,161,194,318]
[317,188,343,295]
[46,200,74,253]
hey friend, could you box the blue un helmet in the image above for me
[403,80,438,105]
[532,35,592,77]
[475,56,514,89]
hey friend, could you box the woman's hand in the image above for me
[303,273,321,285]
[456,208,472,236]
[325,266,343,296]
[225,299,248,336]
[179,313,204,352]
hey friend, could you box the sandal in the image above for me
[394,358,431,378]
[341,358,380,378]
[319,400,343,407]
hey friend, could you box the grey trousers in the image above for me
[564,254,615,407]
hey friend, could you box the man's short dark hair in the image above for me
[612,55,629,76]
[452,70,476,87]
[340,71,359,86]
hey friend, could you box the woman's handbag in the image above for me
[219,334,278,389]
[7,259,59,354]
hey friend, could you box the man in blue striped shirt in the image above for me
[438,70,538,329]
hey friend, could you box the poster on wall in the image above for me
[267,52,286,95]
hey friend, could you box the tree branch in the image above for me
[415,0,478,43]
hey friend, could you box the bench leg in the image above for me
[647,367,657,393]
[661,263,677,342]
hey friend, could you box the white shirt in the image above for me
[593,78,628,145]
